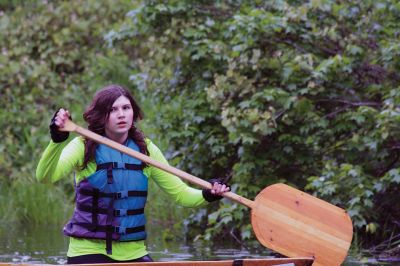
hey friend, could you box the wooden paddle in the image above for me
[60,119,353,266]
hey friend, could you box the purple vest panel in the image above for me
[63,179,120,240]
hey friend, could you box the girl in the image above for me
[36,84,229,264]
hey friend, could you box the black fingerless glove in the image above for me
[202,178,230,202]
[202,189,223,202]
[49,109,70,143]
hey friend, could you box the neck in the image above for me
[106,131,128,144]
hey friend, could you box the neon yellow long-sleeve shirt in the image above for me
[36,135,206,260]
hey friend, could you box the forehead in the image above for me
[112,95,131,106]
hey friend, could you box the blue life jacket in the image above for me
[63,139,148,254]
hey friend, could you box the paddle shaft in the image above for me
[63,120,255,209]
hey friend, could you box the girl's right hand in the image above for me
[53,108,71,129]
[49,108,71,143]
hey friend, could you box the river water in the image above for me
[0,223,395,265]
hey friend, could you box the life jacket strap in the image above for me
[105,198,114,254]
[77,205,145,217]
[106,225,113,255]
[96,162,144,185]
[107,166,113,184]
[79,188,147,199]
[74,222,146,235]
[92,189,99,230]
[96,162,144,171]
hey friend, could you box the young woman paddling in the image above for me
[36,84,229,264]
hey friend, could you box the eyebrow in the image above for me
[112,103,132,108]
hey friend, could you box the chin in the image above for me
[119,129,130,133]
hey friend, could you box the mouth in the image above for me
[117,121,127,127]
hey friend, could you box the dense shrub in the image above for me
[1,0,400,256]
[106,0,400,251]
[0,0,134,224]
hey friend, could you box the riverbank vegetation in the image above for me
[1,0,399,261]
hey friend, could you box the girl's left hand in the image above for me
[210,182,230,196]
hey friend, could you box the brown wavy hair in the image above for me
[81,84,148,169]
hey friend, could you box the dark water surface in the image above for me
[0,224,396,265]
[0,224,272,264]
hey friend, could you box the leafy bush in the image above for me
[0,0,201,235]
[2,0,400,254]
[0,0,134,224]
[106,0,400,250]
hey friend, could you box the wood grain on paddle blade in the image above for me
[251,184,353,266]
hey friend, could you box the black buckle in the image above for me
[114,209,127,217]
[114,226,126,234]
[114,191,128,199]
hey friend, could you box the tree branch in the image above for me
[377,151,400,177]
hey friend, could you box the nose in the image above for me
[117,108,125,117]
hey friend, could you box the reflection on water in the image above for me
[0,224,68,264]
[0,223,271,264]
[0,223,397,265]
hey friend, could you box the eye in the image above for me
[110,107,117,112]
[123,105,131,110]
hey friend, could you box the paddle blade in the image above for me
[251,184,353,266]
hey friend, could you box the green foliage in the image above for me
[106,0,400,249]
[0,178,73,224]
[0,0,38,11]
[0,0,135,224]
[0,0,200,237]
[2,0,400,255]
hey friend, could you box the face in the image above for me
[104,95,134,141]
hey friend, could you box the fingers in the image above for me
[54,108,70,128]
[211,182,230,195]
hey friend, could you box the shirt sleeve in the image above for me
[144,139,207,207]
[36,136,85,183]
